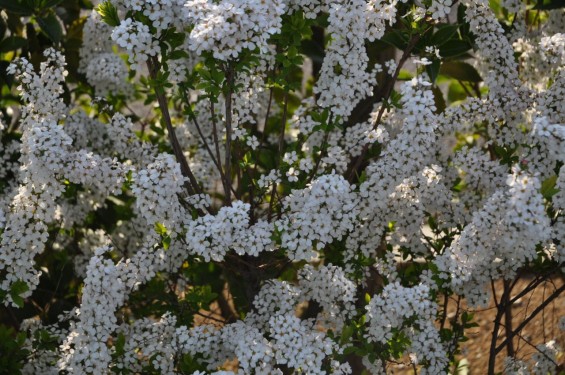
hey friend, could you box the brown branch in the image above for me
[502,279,515,357]
[494,282,565,356]
[147,57,201,195]
[488,279,513,375]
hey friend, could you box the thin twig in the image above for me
[268,90,289,220]
[223,66,235,206]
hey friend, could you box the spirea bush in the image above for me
[0,0,564,373]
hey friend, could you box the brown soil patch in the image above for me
[391,275,565,374]
[459,276,565,375]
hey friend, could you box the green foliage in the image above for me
[96,0,120,27]
[540,175,560,200]
[0,325,29,374]
[534,0,565,9]
[440,61,482,82]
[9,281,29,308]
[36,11,63,43]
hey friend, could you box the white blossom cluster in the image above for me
[7,48,67,120]
[464,0,530,142]
[20,313,74,374]
[59,247,126,373]
[115,0,186,31]
[115,313,178,374]
[314,0,380,119]
[436,168,551,306]
[277,174,359,260]
[112,18,159,70]
[268,314,338,374]
[173,308,341,374]
[539,33,565,65]
[527,116,565,179]
[0,130,20,197]
[428,0,453,20]
[1,50,126,304]
[246,280,301,331]
[504,356,531,375]
[298,264,357,330]
[186,201,274,261]
[106,113,157,165]
[385,165,455,254]
[531,341,562,375]
[287,0,327,18]
[132,153,187,234]
[365,282,448,373]
[365,282,435,343]
[80,11,129,95]
[348,77,440,263]
[184,0,286,60]
[64,111,111,153]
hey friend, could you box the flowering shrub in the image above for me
[0,0,564,373]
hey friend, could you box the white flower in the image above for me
[283,151,298,165]
[246,135,259,150]
[286,167,299,182]
[413,57,433,65]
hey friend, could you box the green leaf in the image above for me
[37,12,63,43]
[168,50,189,60]
[342,345,358,356]
[440,61,482,82]
[163,29,185,50]
[540,175,559,199]
[96,0,120,27]
[0,17,6,40]
[534,0,565,9]
[341,325,355,344]
[380,29,409,50]
[44,0,64,7]
[432,84,446,114]
[0,36,27,52]
[430,24,459,46]
[155,222,168,236]
[439,40,472,58]
[114,332,126,356]
[162,235,171,250]
[0,0,34,15]
[9,280,29,308]
[397,69,413,80]
[447,81,467,103]
[425,59,441,84]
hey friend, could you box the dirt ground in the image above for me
[389,275,565,375]
[453,276,564,375]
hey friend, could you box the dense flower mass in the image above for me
[0,0,564,374]
[184,0,286,60]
